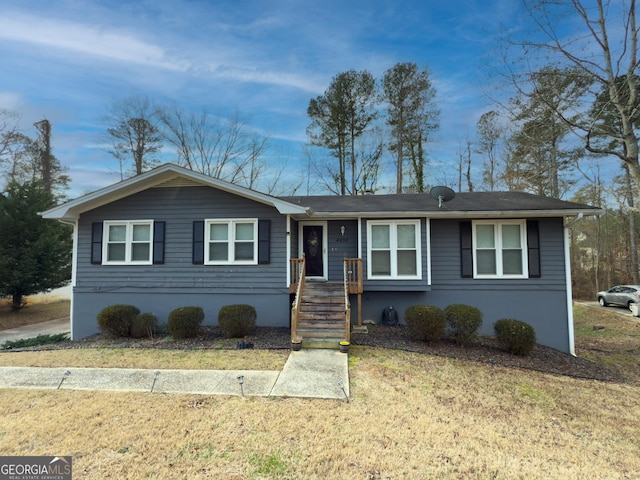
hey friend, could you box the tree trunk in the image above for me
[624,165,639,283]
[11,293,23,311]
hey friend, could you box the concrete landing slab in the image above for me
[271,349,349,400]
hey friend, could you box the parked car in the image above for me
[597,285,640,310]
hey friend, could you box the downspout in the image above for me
[286,215,291,287]
[563,213,584,357]
[59,218,78,341]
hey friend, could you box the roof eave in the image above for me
[295,208,603,219]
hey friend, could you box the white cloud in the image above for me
[0,91,23,110]
[0,11,187,71]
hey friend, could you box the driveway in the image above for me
[575,300,639,319]
[0,317,70,345]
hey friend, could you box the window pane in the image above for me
[235,242,254,261]
[132,224,150,241]
[209,243,228,261]
[107,243,126,262]
[371,251,390,275]
[131,243,150,261]
[371,225,390,248]
[235,223,254,241]
[210,224,228,241]
[108,225,126,242]
[503,250,523,274]
[476,224,495,248]
[502,225,521,249]
[397,224,416,248]
[397,250,417,275]
[476,250,496,274]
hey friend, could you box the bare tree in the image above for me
[508,0,640,192]
[157,106,277,190]
[105,96,162,177]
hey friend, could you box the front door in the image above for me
[301,223,326,279]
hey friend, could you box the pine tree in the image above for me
[0,180,71,310]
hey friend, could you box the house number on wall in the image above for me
[336,237,349,243]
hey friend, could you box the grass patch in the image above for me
[249,451,291,477]
[2,333,70,349]
[573,303,640,381]
[0,299,70,330]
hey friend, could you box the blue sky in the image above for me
[0,0,523,196]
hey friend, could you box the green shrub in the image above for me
[168,306,205,339]
[404,305,446,342]
[97,304,140,337]
[2,333,69,349]
[131,313,157,338]
[445,304,483,346]
[218,304,257,338]
[494,318,536,356]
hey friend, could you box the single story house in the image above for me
[42,163,600,354]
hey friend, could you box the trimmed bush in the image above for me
[445,304,483,347]
[494,318,536,356]
[168,306,205,339]
[131,313,157,338]
[404,305,446,342]
[97,304,140,337]
[218,304,257,338]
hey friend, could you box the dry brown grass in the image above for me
[0,298,70,330]
[0,303,638,479]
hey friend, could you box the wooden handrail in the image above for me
[344,258,363,294]
[290,257,305,343]
[290,257,305,292]
[343,258,351,342]
[345,258,363,328]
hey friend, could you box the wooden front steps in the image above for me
[296,281,348,349]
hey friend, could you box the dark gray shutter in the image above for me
[527,220,541,278]
[91,222,103,265]
[192,221,204,264]
[258,219,271,264]
[460,221,473,278]
[153,221,166,264]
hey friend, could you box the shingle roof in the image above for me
[278,191,601,218]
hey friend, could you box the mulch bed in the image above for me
[9,323,632,384]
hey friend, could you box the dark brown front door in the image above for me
[302,225,324,277]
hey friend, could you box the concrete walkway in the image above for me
[0,317,70,344]
[0,349,349,400]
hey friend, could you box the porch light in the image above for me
[340,225,346,236]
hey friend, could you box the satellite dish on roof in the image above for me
[430,186,456,208]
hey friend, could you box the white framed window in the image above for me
[103,220,153,265]
[205,219,257,265]
[473,220,527,278]
[367,220,421,279]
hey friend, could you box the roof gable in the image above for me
[41,163,309,222]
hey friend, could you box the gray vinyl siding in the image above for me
[356,217,572,353]
[72,186,290,338]
[326,220,358,281]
